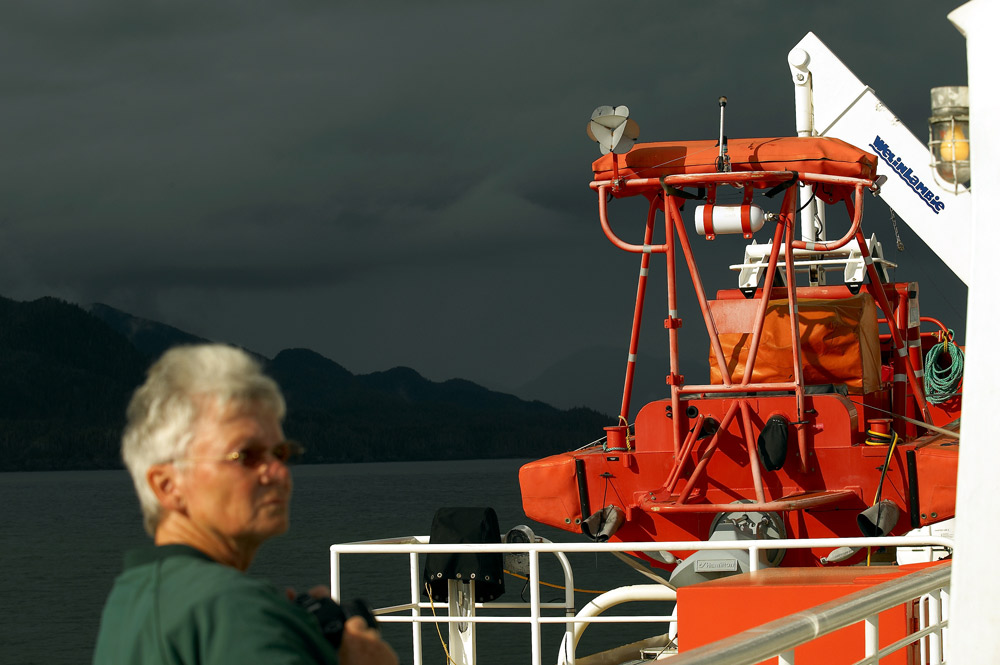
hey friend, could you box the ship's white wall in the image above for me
[946,2,1000,663]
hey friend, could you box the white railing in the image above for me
[330,535,953,665]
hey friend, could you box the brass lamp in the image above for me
[928,86,970,193]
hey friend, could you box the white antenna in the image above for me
[587,105,640,155]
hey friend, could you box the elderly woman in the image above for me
[93,344,397,665]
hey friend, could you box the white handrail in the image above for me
[330,535,954,665]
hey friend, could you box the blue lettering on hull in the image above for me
[869,136,945,214]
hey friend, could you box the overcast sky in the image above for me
[0,1,970,407]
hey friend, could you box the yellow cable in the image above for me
[867,431,899,566]
[504,569,609,595]
[424,583,460,665]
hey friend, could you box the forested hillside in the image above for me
[1,297,609,470]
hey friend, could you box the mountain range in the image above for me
[0,295,611,471]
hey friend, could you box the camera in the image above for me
[294,594,378,649]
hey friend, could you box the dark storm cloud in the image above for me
[0,0,971,399]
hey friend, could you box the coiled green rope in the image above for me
[924,329,964,404]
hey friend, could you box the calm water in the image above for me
[0,459,662,664]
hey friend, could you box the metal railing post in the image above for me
[865,614,879,663]
[940,585,950,662]
[330,551,341,603]
[919,595,928,665]
[410,552,423,665]
[748,544,760,572]
[928,588,942,665]
[330,535,953,665]
[529,549,541,665]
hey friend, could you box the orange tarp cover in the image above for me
[708,294,881,394]
[519,453,583,533]
[593,137,877,202]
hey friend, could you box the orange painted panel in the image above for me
[677,565,935,664]
[914,442,959,526]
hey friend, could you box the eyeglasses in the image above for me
[175,440,305,469]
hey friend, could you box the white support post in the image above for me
[329,551,341,604]
[530,550,542,665]
[409,553,423,665]
[919,596,929,665]
[928,589,942,665]
[940,586,950,661]
[447,580,476,665]
[865,615,879,664]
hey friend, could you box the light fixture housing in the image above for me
[928,86,970,193]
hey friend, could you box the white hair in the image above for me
[121,344,286,535]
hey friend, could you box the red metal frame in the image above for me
[519,159,961,568]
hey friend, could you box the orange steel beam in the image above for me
[592,170,873,191]
[643,489,856,513]
[666,194,733,384]
[664,414,706,495]
[664,193,683,457]
[676,400,741,504]
[677,382,801,395]
[618,197,659,422]
[739,400,767,503]
[782,194,810,472]
[740,186,797,382]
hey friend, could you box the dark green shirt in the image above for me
[93,544,338,664]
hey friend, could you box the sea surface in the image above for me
[0,459,666,664]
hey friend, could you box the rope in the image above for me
[846,399,959,440]
[503,569,609,595]
[604,417,632,452]
[424,583,461,665]
[924,329,964,404]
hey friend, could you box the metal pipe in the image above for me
[330,535,955,555]
[739,400,766,503]
[569,584,677,650]
[865,615,879,663]
[782,199,810,472]
[789,183,865,252]
[664,193,683,456]
[664,414,705,494]
[740,186,796,382]
[676,400,741,503]
[928,588,942,665]
[877,316,951,341]
[330,552,341,603]
[530,550,541,665]
[846,222,933,424]
[678,382,801,395]
[597,179,871,257]
[410,552,423,665]
[619,199,658,421]
[666,194,733,384]
[598,185,670,254]
[591,171,874,192]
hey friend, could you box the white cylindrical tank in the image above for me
[695,204,765,238]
